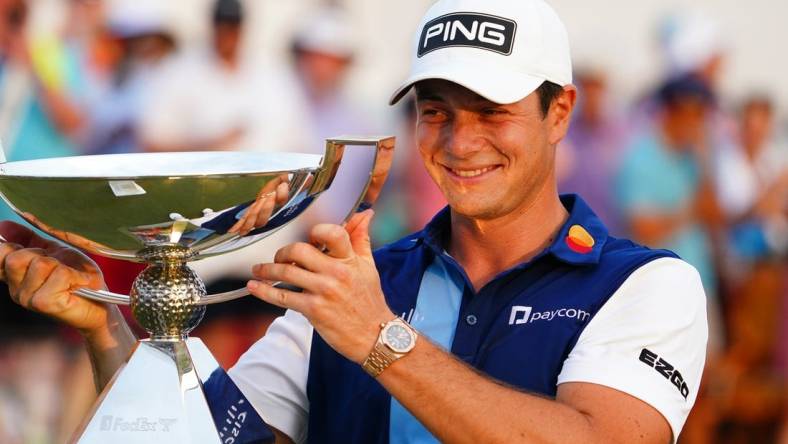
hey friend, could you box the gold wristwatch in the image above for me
[362,318,418,377]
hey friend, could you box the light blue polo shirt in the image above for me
[389,253,464,444]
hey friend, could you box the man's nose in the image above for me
[443,114,485,158]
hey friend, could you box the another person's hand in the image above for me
[246,210,394,363]
[754,171,788,219]
[692,180,724,227]
[0,221,110,335]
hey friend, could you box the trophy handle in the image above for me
[326,135,396,223]
[197,281,303,305]
[198,135,396,306]
[74,288,131,305]
[196,287,248,305]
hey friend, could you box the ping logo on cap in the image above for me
[418,12,517,58]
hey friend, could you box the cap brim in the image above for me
[389,62,546,105]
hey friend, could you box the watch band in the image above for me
[362,341,397,378]
[361,319,417,378]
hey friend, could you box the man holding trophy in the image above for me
[0,0,707,443]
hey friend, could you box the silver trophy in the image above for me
[0,136,395,443]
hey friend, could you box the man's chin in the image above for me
[447,200,507,221]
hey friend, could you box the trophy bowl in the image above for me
[0,136,395,443]
[0,150,333,260]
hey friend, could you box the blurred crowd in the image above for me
[0,0,786,443]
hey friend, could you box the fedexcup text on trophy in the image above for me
[99,415,177,433]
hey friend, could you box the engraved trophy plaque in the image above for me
[0,136,395,443]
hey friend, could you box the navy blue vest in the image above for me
[305,195,677,443]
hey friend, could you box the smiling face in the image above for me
[415,80,572,221]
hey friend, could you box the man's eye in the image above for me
[482,108,506,116]
[419,108,447,121]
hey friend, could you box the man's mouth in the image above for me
[446,165,500,178]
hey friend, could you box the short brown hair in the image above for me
[535,81,564,118]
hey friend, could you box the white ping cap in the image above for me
[390,0,572,105]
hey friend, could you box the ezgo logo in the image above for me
[509,305,590,325]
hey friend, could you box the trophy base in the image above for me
[71,338,223,443]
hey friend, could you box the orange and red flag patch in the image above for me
[565,225,594,254]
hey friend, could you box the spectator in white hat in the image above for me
[83,0,176,155]
[288,6,381,225]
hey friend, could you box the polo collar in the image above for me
[418,194,609,266]
[547,194,608,265]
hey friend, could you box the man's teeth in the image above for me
[451,166,495,178]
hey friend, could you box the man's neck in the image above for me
[446,183,569,291]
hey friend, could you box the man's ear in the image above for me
[547,85,577,145]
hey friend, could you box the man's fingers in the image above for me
[273,242,332,272]
[4,248,46,292]
[247,280,312,314]
[347,210,374,258]
[310,224,353,259]
[345,208,370,231]
[0,241,22,281]
[252,262,323,294]
[31,266,92,314]
[17,255,58,309]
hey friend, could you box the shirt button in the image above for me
[465,314,478,326]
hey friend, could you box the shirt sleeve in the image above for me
[228,309,314,444]
[556,257,708,442]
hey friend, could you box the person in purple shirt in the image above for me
[557,69,626,235]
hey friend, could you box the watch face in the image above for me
[384,324,414,353]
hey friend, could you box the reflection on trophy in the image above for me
[0,136,394,443]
